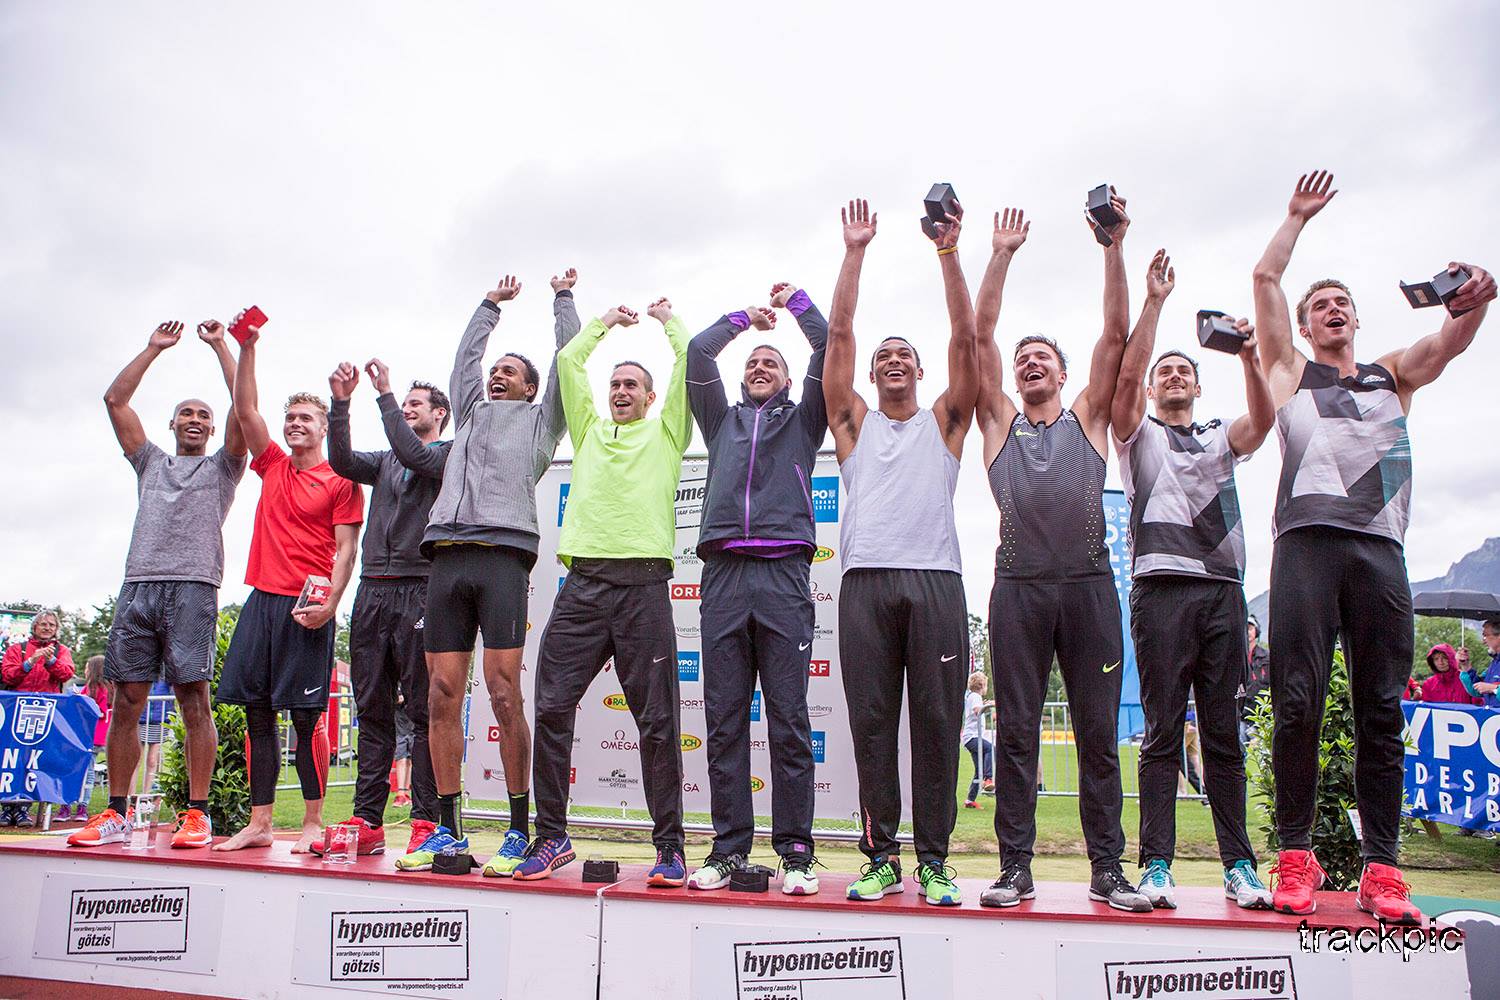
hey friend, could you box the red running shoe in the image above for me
[310,816,386,856]
[1270,849,1326,915]
[171,808,214,849]
[406,819,437,855]
[1357,863,1423,925]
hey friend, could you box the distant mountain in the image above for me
[1247,537,1500,632]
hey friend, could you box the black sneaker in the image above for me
[979,862,1035,908]
[1090,864,1152,913]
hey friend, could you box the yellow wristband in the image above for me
[936,246,958,256]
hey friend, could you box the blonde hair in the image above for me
[967,671,987,694]
[1295,278,1356,326]
[284,392,329,423]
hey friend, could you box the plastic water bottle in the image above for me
[128,795,156,850]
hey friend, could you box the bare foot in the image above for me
[212,825,274,852]
[291,821,324,854]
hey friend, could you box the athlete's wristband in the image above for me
[936,246,958,257]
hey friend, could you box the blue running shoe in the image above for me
[647,844,686,887]
[394,825,468,872]
[482,828,530,878]
[514,835,575,881]
[1138,858,1177,909]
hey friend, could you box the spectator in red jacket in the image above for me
[1418,643,1480,705]
[0,612,75,692]
[0,612,76,826]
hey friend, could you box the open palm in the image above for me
[842,198,877,249]
[1289,170,1337,221]
[993,207,1029,254]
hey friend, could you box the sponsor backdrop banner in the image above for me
[690,922,952,1000]
[1403,702,1500,832]
[0,691,100,804]
[1104,489,1144,739]
[465,454,911,826]
[32,872,226,976]
[290,890,511,998]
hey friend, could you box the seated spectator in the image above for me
[1419,643,1479,705]
[1475,619,1500,709]
[1,612,75,827]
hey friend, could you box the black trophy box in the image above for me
[921,182,958,239]
[582,858,620,883]
[1087,183,1119,246]
[1400,266,1472,317]
[1196,310,1247,354]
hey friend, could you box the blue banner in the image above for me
[1402,701,1500,832]
[0,691,100,804]
[1103,490,1144,738]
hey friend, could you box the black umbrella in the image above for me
[1413,590,1500,621]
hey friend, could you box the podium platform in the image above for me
[0,834,1472,999]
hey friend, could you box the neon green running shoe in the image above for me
[394,826,467,872]
[481,829,530,878]
[847,856,903,901]
[917,860,962,906]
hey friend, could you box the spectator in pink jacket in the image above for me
[1418,643,1480,705]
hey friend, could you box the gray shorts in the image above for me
[105,580,218,685]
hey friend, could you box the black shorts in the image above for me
[105,580,219,685]
[424,545,530,652]
[217,588,335,710]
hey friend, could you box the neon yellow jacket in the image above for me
[556,315,692,563]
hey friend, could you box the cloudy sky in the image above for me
[4,1,1497,617]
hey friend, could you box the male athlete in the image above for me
[519,296,693,885]
[1252,171,1494,922]
[215,322,364,853]
[1110,249,1275,909]
[321,359,451,857]
[396,269,581,874]
[974,199,1150,912]
[826,197,977,907]
[71,320,246,850]
[685,282,829,895]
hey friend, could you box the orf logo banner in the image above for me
[0,692,99,804]
[1403,702,1500,832]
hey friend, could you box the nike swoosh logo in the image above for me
[799,642,811,651]
[653,656,668,664]
[1102,661,1120,673]
[940,654,958,663]
[304,687,322,696]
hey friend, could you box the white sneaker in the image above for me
[1224,860,1273,909]
[687,854,743,890]
[1138,859,1177,909]
[782,859,820,896]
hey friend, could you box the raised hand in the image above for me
[992,208,1030,255]
[1446,261,1497,314]
[602,305,640,328]
[842,199,877,250]
[551,267,579,293]
[646,297,674,324]
[1086,186,1129,245]
[745,306,777,331]
[149,321,184,350]
[1288,170,1337,221]
[484,274,522,304]
[364,358,392,394]
[328,362,360,400]
[926,199,963,250]
[1146,249,1175,301]
[197,320,227,347]
[769,282,796,309]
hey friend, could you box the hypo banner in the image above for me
[1103,489,1144,739]
[1403,701,1500,832]
[0,691,99,804]
[464,453,906,827]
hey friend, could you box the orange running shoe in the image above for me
[1270,849,1326,915]
[171,808,214,849]
[1357,863,1423,925]
[67,807,132,848]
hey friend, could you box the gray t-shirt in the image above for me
[123,442,248,586]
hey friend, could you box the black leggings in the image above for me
[247,706,324,806]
